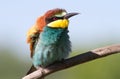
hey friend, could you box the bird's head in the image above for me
[36,8,79,30]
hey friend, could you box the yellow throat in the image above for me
[47,19,69,28]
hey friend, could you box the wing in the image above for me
[27,16,46,58]
[27,25,40,58]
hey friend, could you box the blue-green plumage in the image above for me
[33,26,71,68]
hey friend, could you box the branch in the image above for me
[22,44,120,79]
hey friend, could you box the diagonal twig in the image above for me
[22,44,120,79]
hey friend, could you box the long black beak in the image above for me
[64,12,79,19]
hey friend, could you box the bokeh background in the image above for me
[0,0,120,79]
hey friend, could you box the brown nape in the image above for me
[36,16,46,31]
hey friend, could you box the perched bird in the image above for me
[26,8,79,75]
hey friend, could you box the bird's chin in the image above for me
[47,19,69,29]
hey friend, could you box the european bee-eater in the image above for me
[26,8,79,75]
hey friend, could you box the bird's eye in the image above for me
[46,17,64,23]
[52,17,64,21]
[52,17,58,20]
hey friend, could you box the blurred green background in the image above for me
[0,0,120,79]
[0,45,120,79]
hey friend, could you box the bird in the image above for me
[26,8,79,76]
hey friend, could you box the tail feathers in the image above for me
[26,65,36,75]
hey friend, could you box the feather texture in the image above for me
[26,8,67,58]
[33,26,71,67]
[26,16,47,57]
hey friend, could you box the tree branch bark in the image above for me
[22,44,120,79]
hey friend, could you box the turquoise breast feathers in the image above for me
[33,26,71,67]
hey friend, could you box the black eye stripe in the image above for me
[46,16,64,24]
[48,17,64,21]
[53,17,64,19]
